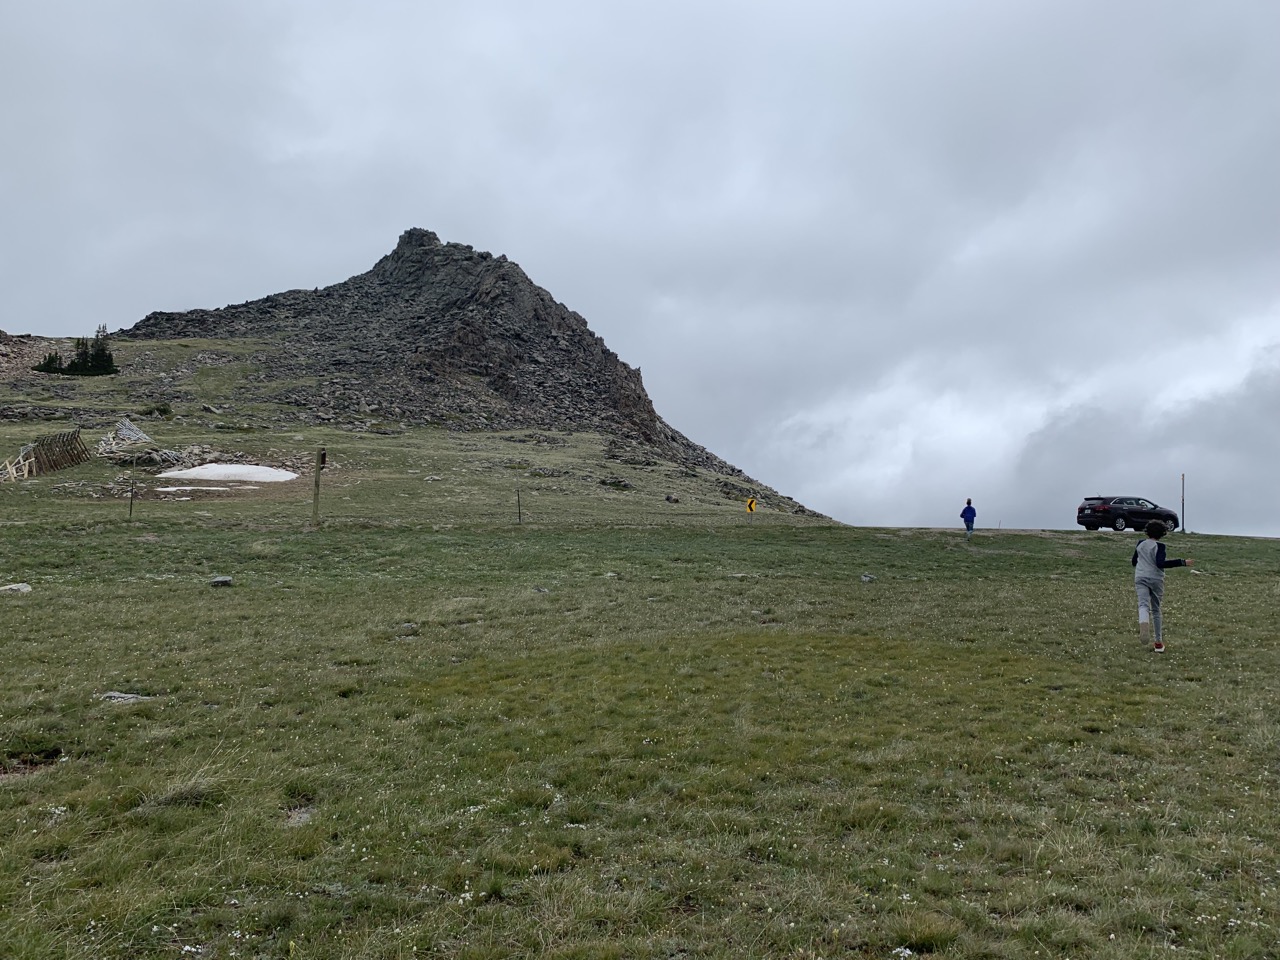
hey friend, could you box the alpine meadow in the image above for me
[3,232,1279,959]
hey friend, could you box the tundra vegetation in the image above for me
[2,360,1279,958]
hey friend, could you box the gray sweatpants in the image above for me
[1135,576,1165,642]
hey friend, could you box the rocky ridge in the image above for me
[120,229,749,478]
[0,329,42,369]
[3,233,818,514]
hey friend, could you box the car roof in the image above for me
[1080,496,1166,505]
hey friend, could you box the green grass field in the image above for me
[2,423,1278,959]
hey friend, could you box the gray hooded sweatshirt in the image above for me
[1132,539,1186,581]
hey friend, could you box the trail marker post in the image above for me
[312,447,326,528]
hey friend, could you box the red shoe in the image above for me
[1152,642,1165,653]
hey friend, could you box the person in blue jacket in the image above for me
[960,498,976,540]
[1131,519,1193,653]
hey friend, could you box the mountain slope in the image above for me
[123,230,716,459]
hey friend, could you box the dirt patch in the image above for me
[0,747,64,782]
[0,765,45,784]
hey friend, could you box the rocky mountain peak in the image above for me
[397,226,442,249]
[366,228,448,284]
[117,229,736,474]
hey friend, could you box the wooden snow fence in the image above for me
[1,428,91,480]
[2,445,35,481]
[97,418,153,457]
[96,419,189,468]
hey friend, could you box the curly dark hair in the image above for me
[1145,519,1169,538]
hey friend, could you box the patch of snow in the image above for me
[158,464,298,482]
[155,486,232,492]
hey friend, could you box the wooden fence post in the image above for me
[312,447,326,528]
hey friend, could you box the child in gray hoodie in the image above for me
[1131,520,1193,653]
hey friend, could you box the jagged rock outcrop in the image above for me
[0,329,44,374]
[121,229,739,474]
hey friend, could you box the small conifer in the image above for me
[36,325,117,376]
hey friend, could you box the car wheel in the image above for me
[1112,516,1128,532]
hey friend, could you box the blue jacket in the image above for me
[960,505,976,522]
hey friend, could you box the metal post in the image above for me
[517,486,522,525]
[129,479,135,519]
[1181,473,1185,532]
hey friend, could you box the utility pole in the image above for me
[1181,472,1186,532]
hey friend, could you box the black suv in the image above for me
[1077,496,1178,532]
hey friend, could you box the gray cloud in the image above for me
[4,1,1279,533]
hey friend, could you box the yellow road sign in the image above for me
[746,498,756,513]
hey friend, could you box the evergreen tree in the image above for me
[33,351,64,374]
[34,326,118,376]
[88,324,117,374]
[65,337,93,374]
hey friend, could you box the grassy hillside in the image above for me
[0,335,809,515]
[3,412,1280,957]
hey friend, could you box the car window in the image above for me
[1137,499,1153,508]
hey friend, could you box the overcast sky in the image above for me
[4,1,1279,535]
